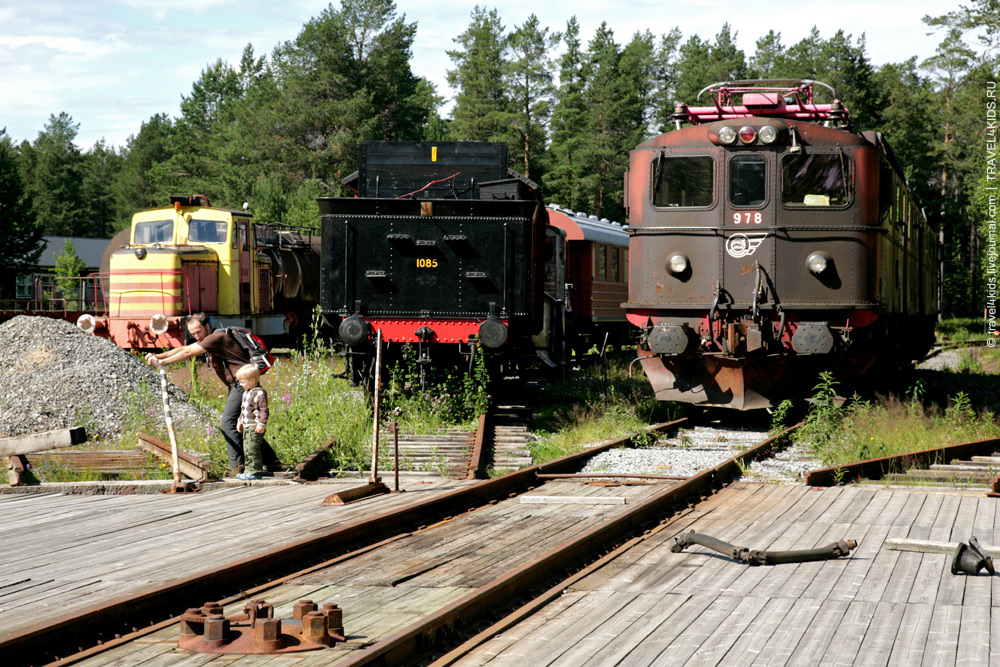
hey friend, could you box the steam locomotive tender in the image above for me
[319,142,631,385]
[625,80,937,410]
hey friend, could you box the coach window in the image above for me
[652,155,714,208]
[729,154,766,206]
[611,246,620,282]
[780,153,851,207]
[596,244,607,281]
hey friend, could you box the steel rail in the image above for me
[0,417,689,667]
[804,435,1000,486]
[340,422,801,666]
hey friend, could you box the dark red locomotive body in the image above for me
[626,80,937,409]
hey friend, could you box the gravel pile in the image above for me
[580,425,824,483]
[0,316,215,439]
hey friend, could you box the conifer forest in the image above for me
[1,0,997,317]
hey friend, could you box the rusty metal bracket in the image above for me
[294,439,337,482]
[178,599,344,654]
[136,432,210,482]
[322,479,391,505]
[6,455,31,486]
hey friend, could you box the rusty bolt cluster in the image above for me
[177,599,345,654]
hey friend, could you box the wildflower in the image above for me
[282,393,292,404]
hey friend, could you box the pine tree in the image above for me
[81,140,123,239]
[111,114,176,230]
[506,14,557,179]
[749,30,784,79]
[548,17,589,209]
[652,27,683,133]
[447,6,511,142]
[28,113,87,236]
[0,130,42,274]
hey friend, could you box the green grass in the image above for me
[936,317,989,343]
[526,356,681,465]
[797,372,1000,468]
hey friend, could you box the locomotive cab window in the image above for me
[652,155,714,208]
[729,154,766,207]
[780,153,851,207]
[189,219,228,244]
[133,219,173,244]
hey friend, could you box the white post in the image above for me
[154,360,181,485]
[370,329,383,483]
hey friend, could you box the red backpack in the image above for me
[224,327,275,374]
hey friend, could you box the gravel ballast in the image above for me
[580,425,824,484]
[0,316,215,439]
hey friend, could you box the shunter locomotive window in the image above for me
[133,220,173,244]
[781,153,850,206]
[189,219,227,243]
[729,154,766,206]
[652,156,714,207]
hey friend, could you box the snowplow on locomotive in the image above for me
[626,80,937,410]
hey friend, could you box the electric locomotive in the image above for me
[626,80,937,410]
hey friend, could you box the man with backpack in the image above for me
[145,312,283,476]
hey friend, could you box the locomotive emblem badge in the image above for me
[725,233,767,258]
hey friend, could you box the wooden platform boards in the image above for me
[454,483,1000,666]
[0,477,472,636]
[33,478,676,666]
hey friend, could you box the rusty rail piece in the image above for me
[466,412,491,479]
[338,422,802,667]
[536,472,689,481]
[804,436,1000,486]
[0,417,691,666]
[293,439,338,482]
[136,433,211,482]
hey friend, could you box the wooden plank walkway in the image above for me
[0,478,473,636]
[31,477,677,666]
[455,483,1000,666]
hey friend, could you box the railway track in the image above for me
[1,416,804,667]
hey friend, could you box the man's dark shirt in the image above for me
[198,329,247,385]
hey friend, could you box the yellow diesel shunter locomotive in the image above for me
[101,195,319,348]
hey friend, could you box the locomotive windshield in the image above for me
[189,218,228,244]
[781,153,850,206]
[133,219,173,244]
[652,156,714,208]
[729,154,766,207]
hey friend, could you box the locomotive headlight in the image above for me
[718,126,737,145]
[806,252,829,274]
[758,125,778,144]
[667,253,689,274]
[738,126,757,144]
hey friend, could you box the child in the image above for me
[235,364,269,481]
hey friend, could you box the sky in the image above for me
[0,0,967,151]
